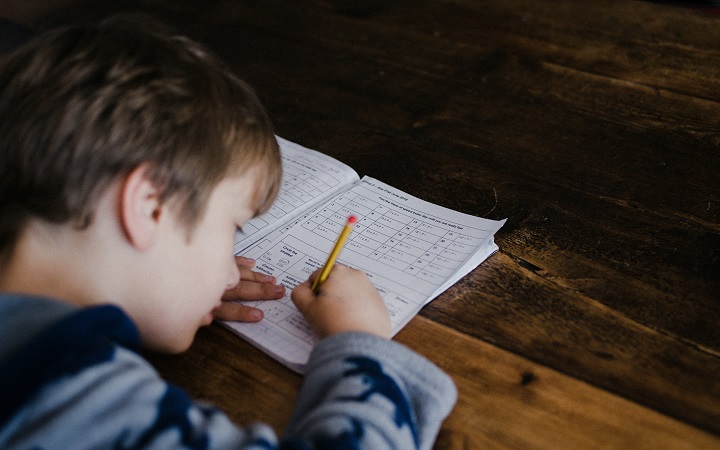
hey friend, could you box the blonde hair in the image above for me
[0,17,281,261]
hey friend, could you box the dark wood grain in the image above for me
[4,0,719,447]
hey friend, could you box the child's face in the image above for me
[139,168,261,353]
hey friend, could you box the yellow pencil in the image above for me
[312,215,357,292]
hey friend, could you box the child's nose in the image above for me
[226,257,240,289]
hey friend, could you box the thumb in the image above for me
[291,277,315,311]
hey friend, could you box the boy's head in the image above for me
[0,17,281,265]
[0,18,282,352]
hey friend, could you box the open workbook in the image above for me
[222,137,506,372]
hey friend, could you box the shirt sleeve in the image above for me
[0,344,281,449]
[284,332,458,450]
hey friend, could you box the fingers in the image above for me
[290,277,314,311]
[212,302,264,322]
[223,278,285,301]
[291,265,391,338]
[234,255,256,269]
[217,256,286,322]
[222,265,286,301]
[291,269,321,309]
[238,267,275,284]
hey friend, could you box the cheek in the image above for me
[200,238,237,293]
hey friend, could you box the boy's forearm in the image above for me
[286,332,457,450]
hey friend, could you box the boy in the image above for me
[0,18,456,449]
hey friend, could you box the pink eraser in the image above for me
[348,215,357,224]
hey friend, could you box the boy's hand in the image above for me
[291,265,391,339]
[213,256,285,322]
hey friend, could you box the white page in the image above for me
[223,176,505,372]
[233,136,359,253]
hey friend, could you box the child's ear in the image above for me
[120,164,163,251]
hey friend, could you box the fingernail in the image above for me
[238,256,255,265]
[250,309,263,320]
[274,285,285,295]
[258,273,275,283]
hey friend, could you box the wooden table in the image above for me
[3,1,719,448]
